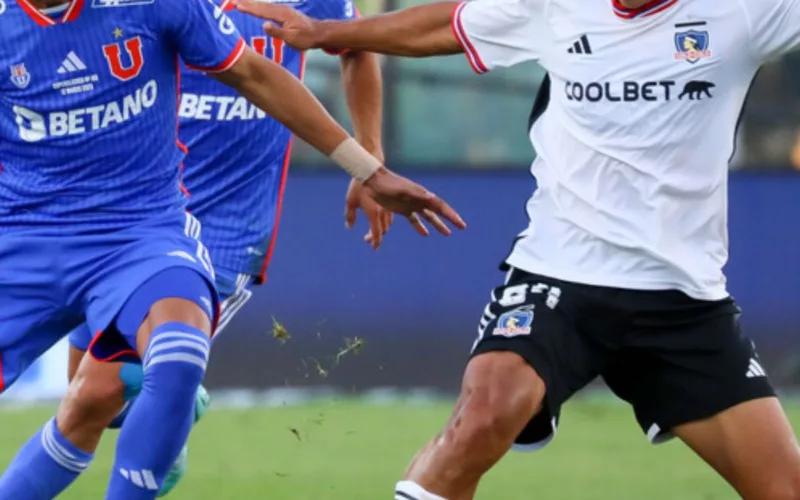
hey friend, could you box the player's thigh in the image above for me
[83,212,219,361]
[602,296,775,444]
[674,397,800,500]
[214,270,254,335]
[0,235,76,392]
[469,268,617,450]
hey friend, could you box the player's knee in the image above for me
[449,352,545,457]
[142,322,210,403]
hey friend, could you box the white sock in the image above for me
[395,480,448,500]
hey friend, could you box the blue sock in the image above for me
[108,363,145,429]
[0,417,93,499]
[106,322,210,499]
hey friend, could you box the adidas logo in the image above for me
[567,35,593,55]
[57,51,87,74]
[745,358,766,378]
[119,468,159,490]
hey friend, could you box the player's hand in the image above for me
[235,0,321,51]
[345,179,394,250]
[361,167,466,237]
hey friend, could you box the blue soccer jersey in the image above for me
[0,0,245,229]
[179,0,356,286]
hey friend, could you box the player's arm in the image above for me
[214,49,461,234]
[336,49,395,246]
[237,0,460,56]
[236,0,544,73]
[214,48,348,155]
[340,50,383,161]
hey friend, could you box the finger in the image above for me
[369,211,383,250]
[263,22,289,39]
[364,231,374,245]
[382,211,393,233]
[407,213,429,237]
[236,0,289,21]
[421,209,452,236]
[345,201,357,229]
[426,196,466,230]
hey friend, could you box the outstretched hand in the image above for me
[345,179,394,250]
[235,0,321,51]
[361,168,466,237]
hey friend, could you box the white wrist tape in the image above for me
[329,138,382,182]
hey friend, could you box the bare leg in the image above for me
[57,348,126,452]
[674,397,800,500]
[400,351,545,499]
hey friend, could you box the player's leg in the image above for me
[0,237,95,499]
[603,293,797,500]
[395,269,614,500]
[56,326,129,452]
[98,268,215,499]
[675,397,800,499]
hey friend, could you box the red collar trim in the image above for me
[612,0,678,19]
[16,0,84,26]
[221,0,234,11]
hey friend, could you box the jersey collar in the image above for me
[612,0,678,19]
[16,0,85,26]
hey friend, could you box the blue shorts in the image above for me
[0,211,218,392]
[68,265,252,351]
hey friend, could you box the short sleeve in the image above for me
[452,0,546,74]
[159,0,246,73]
[743,0,800,62]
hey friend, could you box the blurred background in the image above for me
[2,1,800,498]
[5,0,800,403]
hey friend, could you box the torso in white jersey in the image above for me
[454,0,800,300]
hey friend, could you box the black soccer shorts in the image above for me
[471,267,776,449]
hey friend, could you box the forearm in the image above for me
[340,51,383,158]
[315,2,462,57]
[217,50,348,155]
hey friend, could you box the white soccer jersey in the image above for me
[452,0,800,300]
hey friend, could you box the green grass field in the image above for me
[2,397,797,499]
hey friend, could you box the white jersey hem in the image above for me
[505,254,729,302]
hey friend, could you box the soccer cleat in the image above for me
[157,385,210,497]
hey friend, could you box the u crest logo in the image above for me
[102,37,144,81]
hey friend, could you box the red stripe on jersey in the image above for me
[174,55,191,197]
[17,0,84,26]
[87,330,139,363]
[257,140,292,284]
[16,0,56,26]
[0,352,5,393]
[186,38,246,73]
[612,0,678,19]
[61,0,85,23]
[451,2,487,74]
[221,0,234,11]
[257,51,305,283]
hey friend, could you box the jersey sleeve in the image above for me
[452,0,546,74]
[743,0,800,62]
[158,0,246,73]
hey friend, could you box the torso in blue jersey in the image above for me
[179,0,355,282]
[0,0,243,230]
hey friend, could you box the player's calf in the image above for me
[396,351,545,500]
[107,307,211,499]
[57,356,128,451]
